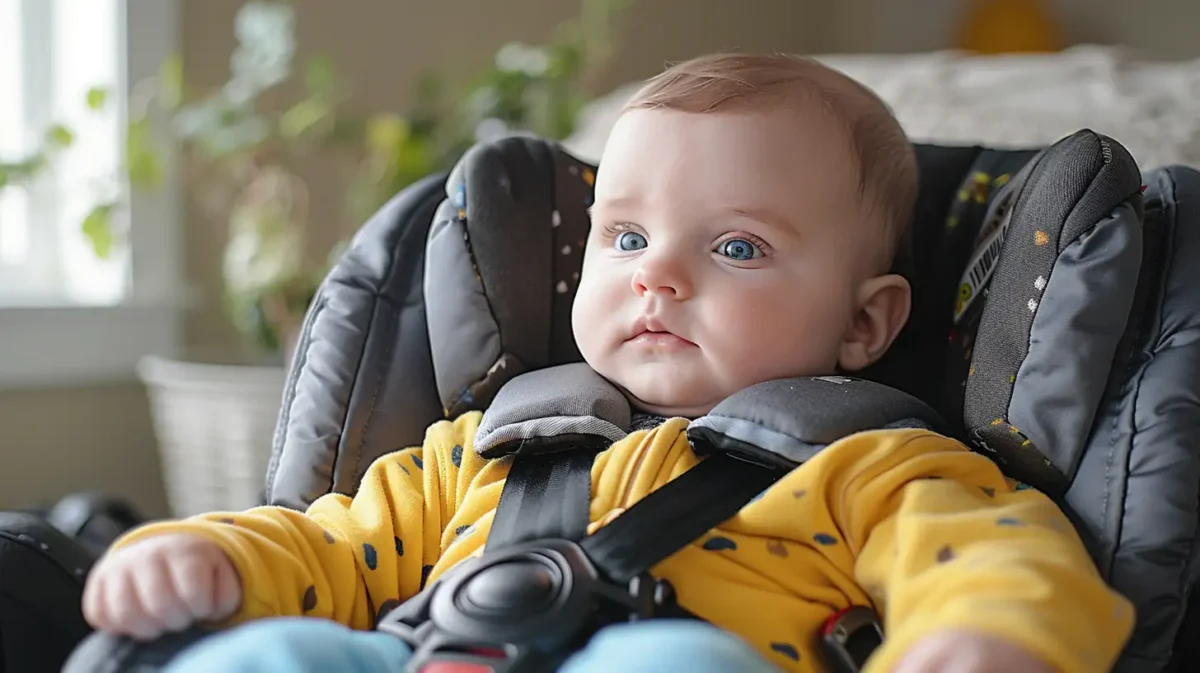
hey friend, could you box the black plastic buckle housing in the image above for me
[817,605,884,673]
[376,539,679,673]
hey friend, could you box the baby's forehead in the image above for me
[604,105,854,175]
[606,159,801,205]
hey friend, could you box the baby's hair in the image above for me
[623,52,917,271]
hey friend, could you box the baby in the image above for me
[83,53,1134,673]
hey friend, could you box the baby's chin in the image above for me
[611,375,731,419]
[582,351,747,418]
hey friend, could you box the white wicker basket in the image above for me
[138,356,287,518]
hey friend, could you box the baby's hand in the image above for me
[82,533,242,640]
[891,629,1055,673]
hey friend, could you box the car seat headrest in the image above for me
[939,131,1143,494]
[425,136,596,419]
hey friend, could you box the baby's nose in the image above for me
[631,255,692,299]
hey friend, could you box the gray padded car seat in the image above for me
[67,130,1200,673]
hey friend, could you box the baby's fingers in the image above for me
[80,566,109,630]
[131,556,191,636]
[209,552,242,621]
[106,568,163,640]
[167,552,217,621]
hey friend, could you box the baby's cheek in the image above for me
[571,278,623,355]
[718,302,843,378]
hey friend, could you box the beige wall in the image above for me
[0,383,169,517]
[1,0,818,518]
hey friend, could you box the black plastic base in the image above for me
[377,539,680,673]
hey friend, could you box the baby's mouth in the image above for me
[629,331,696,348]
[627,317,697,348]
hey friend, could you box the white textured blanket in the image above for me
[565,46,1200,170]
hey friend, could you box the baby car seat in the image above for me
[0,496,143,673]
[66,130,1200,673]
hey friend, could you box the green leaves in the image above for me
[0,156,50,187]
[278,99,327,138]
[365,113,409,155]
[345,112,438,222]
[81,202,117,259]
[158,54,183,110]
[126,117,163,188]
[45,124,75,149]
[86,86,109,111]
[277,56,339,141]
[305,56,335,97]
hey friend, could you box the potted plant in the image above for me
[4,0,628,515]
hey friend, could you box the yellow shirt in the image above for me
[113,412,1134,672]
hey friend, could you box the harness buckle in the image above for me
[817,605,884,673]
[377,539,680,673]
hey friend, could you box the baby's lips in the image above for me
[627,314,693,344]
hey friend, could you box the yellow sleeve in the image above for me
[814,430,1135,673]
[109,412,493,630]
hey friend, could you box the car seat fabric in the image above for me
[472,362,945,467]
[263,132,1200,671]
[957,133,1145,496]
[860,145,1040,420]
[0,513,96,673]
[908,138,1200,671]
[263,173,448,511]
[1073,164,1200,671]
[424,137,593,421]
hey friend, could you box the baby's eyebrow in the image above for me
[730,206,796,236]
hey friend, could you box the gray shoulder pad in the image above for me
[687,376,944,469]
[473,363,631,458]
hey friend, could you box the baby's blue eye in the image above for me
[615,231,647,252]
[717,238,762,261]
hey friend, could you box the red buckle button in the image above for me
[418,649,504,673]
[419,663,493,673]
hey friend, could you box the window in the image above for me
[0,0,182,388]
[0,0,125,305]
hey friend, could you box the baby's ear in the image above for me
[838,274,911,372]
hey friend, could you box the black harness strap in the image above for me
[490,450,781,581]
[578,453,779,582]
[487,449,598,550]
[476,449,783,633]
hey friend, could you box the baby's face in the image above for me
[572,106,878,417]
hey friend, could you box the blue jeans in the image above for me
[163,617,782,673]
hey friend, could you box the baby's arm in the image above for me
[84,413,487,636]
[822,430,1134,673]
